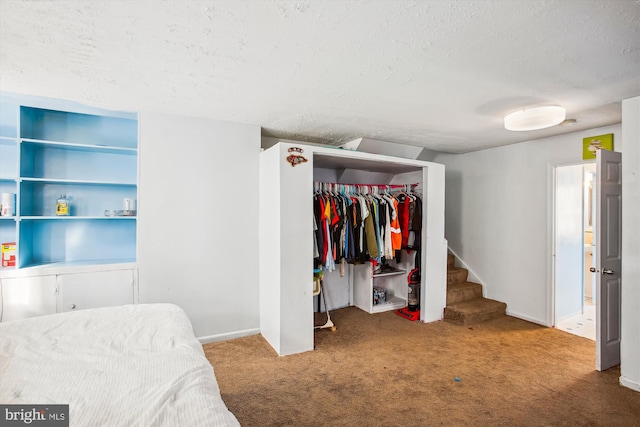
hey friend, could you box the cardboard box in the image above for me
[2,242,16,267]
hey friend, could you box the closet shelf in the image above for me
[371,295,407,313]
[373,269,406,278]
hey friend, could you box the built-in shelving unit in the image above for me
[0,101,19,261]
[354,262,410,314]
[0,95,138,270]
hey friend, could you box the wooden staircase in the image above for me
[444,254,507,326]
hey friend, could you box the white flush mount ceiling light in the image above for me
[504,105,566,131]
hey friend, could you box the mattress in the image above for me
[0,303,240,427]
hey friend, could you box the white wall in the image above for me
[260,143,315,356]
[138,112,261,341]
[434,124,621,325]
[258,145,283,353]
[620,96,640,392]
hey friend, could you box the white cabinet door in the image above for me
[0,275,57,321]
[59,269,135,312]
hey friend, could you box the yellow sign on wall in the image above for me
[583,133,613,160]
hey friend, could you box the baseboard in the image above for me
[620,376,640,393]
[506,309,548,327]
[198,328,260,345]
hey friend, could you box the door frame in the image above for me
[547,159,593,329]
[551,162,588,328]
[548,155,623,370]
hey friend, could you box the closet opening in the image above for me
[259,142,447,356]
[313,154,424,323]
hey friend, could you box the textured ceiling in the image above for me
[1,0,639,153]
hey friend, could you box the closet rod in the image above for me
[314,181,419,189]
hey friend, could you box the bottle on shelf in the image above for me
[1,193,15,216]
[56,195,70,216]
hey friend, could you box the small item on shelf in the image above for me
[56,195,70,216]
[373,287,387,305]
[1,242,16,267]
[104,209,136,217]
[123,198,136,211]
[1,193,15,216]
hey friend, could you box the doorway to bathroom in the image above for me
[553,163,596,341]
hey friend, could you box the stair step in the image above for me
[447,281,483,304]
[444,298,507,326]
[447,267,468,285]
[447,253,455,268]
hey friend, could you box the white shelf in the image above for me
[373,269,406,278]
[371,295,407,313]
[0,259,136,279]
[20,138,137,154]
[20,177,136,186]
[20,258,136,270]
[19,216,136,220]
[353,261,412,314]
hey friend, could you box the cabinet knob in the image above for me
[68,303,76,310]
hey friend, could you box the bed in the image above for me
[0,303,240,427]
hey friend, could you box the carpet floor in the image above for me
[203,306,640,426]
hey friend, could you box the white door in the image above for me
[59,269,135,312]
[595,149,622,371]
[0,275,57,321]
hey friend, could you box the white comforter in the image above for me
[0,303,240,427]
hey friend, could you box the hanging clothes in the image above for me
[408,193,422,250]
[364,199,379,259]
[384,194,402,254]
[313,182,422,271]
[397,192,412,249]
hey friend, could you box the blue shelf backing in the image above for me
[0,99,18,138]
[0,138,18,179]
[18,219,136,268]
[20,141,137,182]
[20,181,137,217]
[20,107,137,149]
[0,220,16,245]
